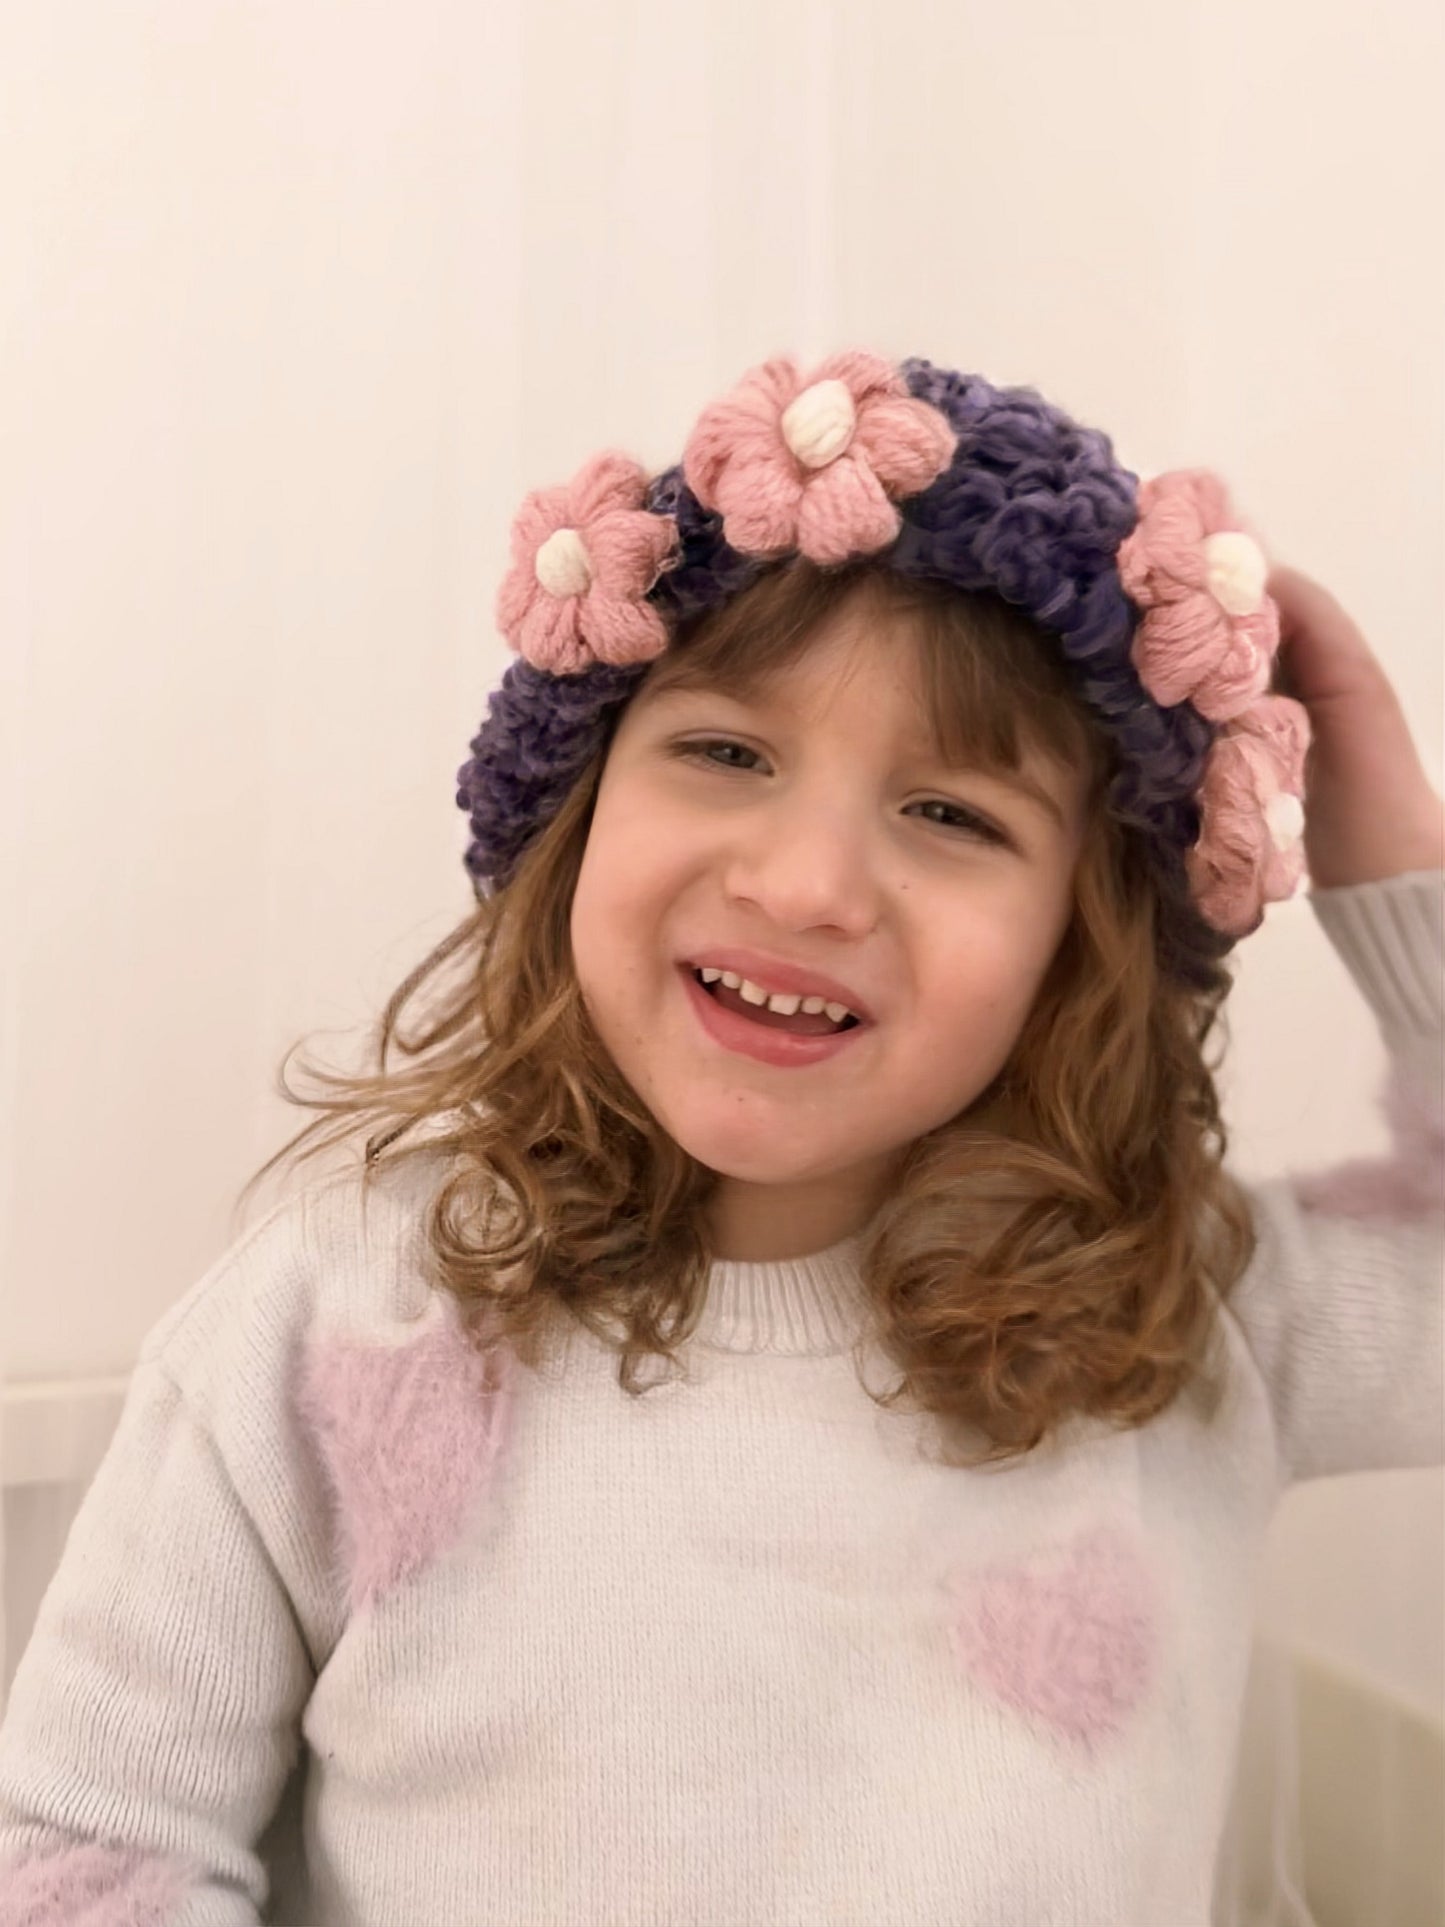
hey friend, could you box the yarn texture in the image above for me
[457,350,1313,962]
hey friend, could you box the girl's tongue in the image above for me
[708,977,846,1036]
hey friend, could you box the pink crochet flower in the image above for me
[681,350,957,566]
[1186,694,1312,937]
[496,450,679,675]
[1117,470,1280,722]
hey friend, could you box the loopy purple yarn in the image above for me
[455,357,1234,988]
[892,360,1216,820]
[456,656,646,899]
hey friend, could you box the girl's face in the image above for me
[569,597,1090,1262]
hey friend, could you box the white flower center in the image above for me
[535,527,593,598]
[1264,789,1305,852]
[1203,530,1268,616]
[780,379,857,469]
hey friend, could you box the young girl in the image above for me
[1,349,1440,1926]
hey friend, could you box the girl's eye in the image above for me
[678,739,758,773]
[669,739,1009,846]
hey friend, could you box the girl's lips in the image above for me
[678,965,869,1069]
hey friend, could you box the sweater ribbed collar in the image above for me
[694,1231,871,1356]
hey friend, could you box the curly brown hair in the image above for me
[238,557,1258,1469]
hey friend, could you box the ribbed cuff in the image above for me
[1307,868,1443,1045]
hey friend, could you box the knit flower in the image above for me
[1186,694,1312,937]
[495,450,679,675]
[1117,469,1280,723]
[681,349,958,567]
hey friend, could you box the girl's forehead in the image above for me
[641,668,931,750]
[639,604,927,710]
[640,612,967,729]
[634,581,1094,777]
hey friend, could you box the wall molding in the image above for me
[2,1378,129,1488]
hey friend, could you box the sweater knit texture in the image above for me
[1,870,1441,1927]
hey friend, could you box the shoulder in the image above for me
[139,1145,464,1404]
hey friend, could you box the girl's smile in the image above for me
[678,961,873,1068]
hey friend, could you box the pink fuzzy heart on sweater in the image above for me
[296,1312,514,1617]
[945,1523,1161,1753]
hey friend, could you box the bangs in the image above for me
[636,557,1111,804]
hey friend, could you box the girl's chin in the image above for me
[653,1105,850,1180]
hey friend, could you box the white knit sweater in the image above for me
[1,871,1441,1927]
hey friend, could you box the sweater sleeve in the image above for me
[1220,868,1444,1488]
[0,1352,315,1925]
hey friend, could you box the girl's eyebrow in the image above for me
[964,764,1065,830]
[643,681,1067,831]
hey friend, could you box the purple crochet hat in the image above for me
[455,349,1311,985]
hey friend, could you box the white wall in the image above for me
[3,0,1441,1751]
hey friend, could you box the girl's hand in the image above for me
[1267,563,1444,890]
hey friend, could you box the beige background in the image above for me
[2,1,1441,1916]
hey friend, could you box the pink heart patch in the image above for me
[945,1523,1160,1753]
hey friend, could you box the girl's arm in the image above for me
[1220,867,1444,1488]
[0,1313,316,1922]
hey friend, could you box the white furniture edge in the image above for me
[2,1379,130,1488]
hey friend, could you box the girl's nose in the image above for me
[722,805,880,932]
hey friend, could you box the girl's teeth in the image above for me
[696,966,852,1024]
